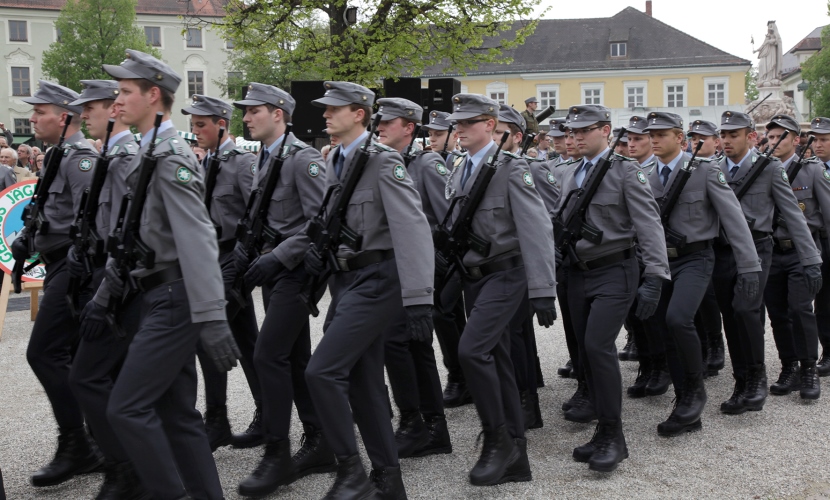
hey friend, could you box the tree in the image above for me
[42,0,161,92]
[802,20,830,118]
[745,68,759,104]
[189,0,541,87]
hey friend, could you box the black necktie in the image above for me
[578,161,592,188]
[335,151,345,179]
[660,165,671,186]
[259,149,270,171]
[461,158,474,188]
[202,155,209,171]
[729,165,740,180]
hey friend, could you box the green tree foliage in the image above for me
[745,68,759,103]
[42,0,161,92]
[802,4,830,118]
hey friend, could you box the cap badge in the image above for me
[155,73,163,81]
[361,95,367,101]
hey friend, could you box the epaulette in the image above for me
[151,137,187,157]
[371,143,395,153]
[108,142,138,157]
[525,156,546,163]
[642,161,657,174]
[65,140,96,152]
[556,158,579,167]
[804,156,822,164]
[612,152,635,162]
[695,157,713,163]
[291,141,309,151]
[501,150,522,160]
[218,147,251,160]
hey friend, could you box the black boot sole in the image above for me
[588,449,629,473]
[563,411,597,424]
[295,461,338,479]
[411,444,453,458]
[720,404,748,415]
[626,388,647,398]
[557,368,573,378]
[657,419,702,437]
[209,435,233,452]
[443,393,473,408]
[232,435,265,449]
[800,390,820,400]
[706,368,720,377]
[769,386,796,396]
[238,472,299,498]
[30,454,105,487]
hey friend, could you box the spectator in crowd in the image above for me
[31,146,41,157]
[321,144,331,161]
[16,144,33,170]
[1,147,34,182]
[33,153,45,177]
[0,147,15,167]
[0,148,19,188]
[536,131,550,160]
[0,122,12,146]
[0,137,7,149]
[526,147,539,158]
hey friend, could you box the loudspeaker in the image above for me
[427,78,461,114]
[290,80,328,139]
[239,85,252,141]
[382,78,423,104]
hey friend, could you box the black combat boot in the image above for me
[564,392,597,424]
[557,359,573,378]
[618,333,638,361]
[707,335,725,376]
[672,373,707,424]
[562,379,588,412]
[657,398,703,437]
[238,438,297,497]
[520,391,543,430]
[31,426,104,487]
[720,373,748,414]
[394,410,428,458]
[292,424,337,478]
[800,361,821,400]
[502,437,532,483]
[412,414,452,457]
[442,371,472,408]
[572,425,600,463]
[369,465,407,500]
[96,461,149,500]
[587,420,629,472]
[627,357,652,398]
[233,404,264,449]
[740,364,768,411]
[817,346,830,377]
[204,405,233,452]
[322,455,376,500]
[469,425,520,486]
[645,356,671,396]
[770,361,800,395]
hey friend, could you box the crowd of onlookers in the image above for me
[0,122,41,186]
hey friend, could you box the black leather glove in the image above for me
[232,242,253,276]
[805,264,823,296]
[554,246,563,269]
[406,305,434,343]
[635,276,663,320]
[79,300,107,341]
[11,233,29,262]
[244,252,283,288]
[736,271,760,301]
[66,245,86,279]
[104,259,125,299]
[200,320,241,372]
[530,297,557,327]
[303,248,325,276]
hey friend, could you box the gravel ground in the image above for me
[2,291,830,499]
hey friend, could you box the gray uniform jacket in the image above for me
[253,132,326,270]
[319,139,434,307]
[0,165,16,191]
[35,130,96,253]
[407,150,450,228]
[527,158,560,214]
[447,145,556,299]
[98,133,139,242]
[207,140,256,246]
[648,153,760,274]
[554,153,670,279]
[721,153,821,266]
[774,156,830,239]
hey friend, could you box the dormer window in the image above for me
[611,42,627,57]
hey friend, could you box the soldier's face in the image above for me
[627,132,651,161]
[242,105,279,143]
[648,129,682,160]
[114,80,151,127]
[552,136,566,155]
[323,105,363,137]
[766,127,797,160]
[456,117,495,152]
[689,134,718,157]
[572,124,609,157]
[719,130,751,160]
[492,123,520,151]
[427,129,447,148]
[812,133,830,161]
[81,101,113,141]
[377,117,413,151]
[191,116,224,150]
[29,104,66,144]
[564,131,579,158]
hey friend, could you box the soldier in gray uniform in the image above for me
[422,110,471,407]
[88,49,239,499]
[715,110,820,415]
[231,83,334,497]
[808,117,830,376]
[547,119,570,166]
[303,81,435,499]
[14,80,103,487]
[446,94,556,485]
[65,80,147,499]
[374,97,453,459]
[181,94,264,452]
[553,105,669,472]
[763,115,826,400]
[642,112,760,436]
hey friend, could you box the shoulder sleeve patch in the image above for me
[822,169,830,182]
[546,170,557,185]
[251,161,257,175]
[717,171,727,184]
[393,164,406,181]
[175,166,193,184]
[78,158,94,171]
[781,169,789,183]
[308,162,320,177]
[522,171,534,186]
[435,162,447,176]
[636,170,647,184]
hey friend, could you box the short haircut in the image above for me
[135,79,175,112]
[209,115,232,129]
[349,103,372,128]
[17,144,32,155]
[505,122,521,136]
[1,147,18,162]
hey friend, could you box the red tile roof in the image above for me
[0,0,226,16]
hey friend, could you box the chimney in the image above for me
[645,0,652,16]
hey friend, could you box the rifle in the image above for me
[432,131,511,301]
[553,128,627,262]
[104,113,163,337]
[520,133,536,156]
[227,124,293,309]
[204,127,226,238]
[774,135,816,229]
[298,115,381,317]
[403,124,422,167]
[657,140,705,250]
[65,119,115,317]
[13,113,74,293]
[730,129,789,229]
[439,123,455,161]
[746,93,773,115]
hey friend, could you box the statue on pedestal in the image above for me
[754,21,783,87]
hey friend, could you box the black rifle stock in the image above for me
[658,140,705,248]
[204,127,226,239]
[553,128,627,262]
[13,113,74,293]
[730,129,789,229]
[432,131,511,303]
[774,135,816,229]
[66,119,115,317]
[520,133,536,156]
[440,123,455,161]
[104,113,163,336]
[298,115,381,317]
[403,124,422,167]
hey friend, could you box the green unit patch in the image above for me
[547,171,556,185]
[522,171,534,186]
[717,171,727,184]
[824,169,830,182]
[176,166,193,184]
[636,170,647,184]
[435,162,447,176]
[78,158,93,171]
[251,162,257,175]
[781,170,789,183]
[393,164,406,181]
[308,162,320,177]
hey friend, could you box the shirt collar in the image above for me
[780,153,797,168]
[659,150,685,172]
[107,129,132,151]
[265,133,287,157]
[139,119,173,148]
[727,150,752,171]
[340,131,369,161]
[468,140,496,170]
[586,148,610,167]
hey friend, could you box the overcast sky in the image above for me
[534,0,828,67]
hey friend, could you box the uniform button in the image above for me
[426,287,433,293]
[548,281,554,286]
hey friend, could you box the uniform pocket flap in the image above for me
[212,184,234,197]
[47,177,66,194]
[478,195,505,210]
[678,190,704,203]
[349,188,374,205]
[590,192,619,206]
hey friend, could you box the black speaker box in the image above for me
[290,80,328,139]
[382,78,423,104]
[427,78,461,114]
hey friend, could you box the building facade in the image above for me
[781,25,824,122]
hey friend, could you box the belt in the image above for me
[751,230,771,242]
[136,264,183,292]
[573,247,634,271]
[465,255,523,281]
[40,245,70,265]
[667,240,712,260]
[217,239,236,255]
[773,237,796,253]
[337,250,394,272]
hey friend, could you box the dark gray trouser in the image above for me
[385,312,445,416]
[558,265,582,379]
[510,293,538,394]
[107,280,223,500]
[695,279,722,354]
[305,258,400,469]
[766,246,819,364]
[713,238,773,376]
[569,257,639,423]
[814,237,830,349]
[432,283,466,378]
[255,266,321,440]
[459,268,526,439]
[630,265,666,363]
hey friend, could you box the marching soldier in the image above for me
[808,117,830,377]
[15,81,103,487]
[554,105,669,472]
[521,97,539,135]
[303,81,435,498]
[612,128,629,156]
[547,119,570,166]
[445,94,556,485]
[763,115,825,400]
[714,111,820,415]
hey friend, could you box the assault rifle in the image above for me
[439,123,455,161]
[403,124,422,167]
[658,140,705,250]
[204,127,226,238]
[774,135,816,229]
[730,129,789,229]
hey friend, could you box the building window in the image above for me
[610,42,626,57]
[707,83,725,106]
[145,26,161,47]
[186,28,202,48]
[485,82,508,105]
[538,88,557,110]
[14,118,30,135]
[623,81,647,109]
[11,67,31,96]
[666,85,685,107]
[188,71,204,97]
[581,84,604,106]
[226,38,235,49]
[8,20,27,42]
